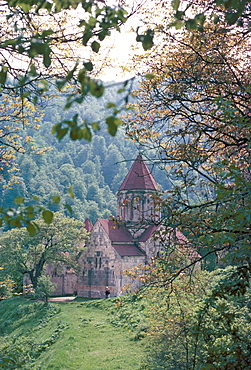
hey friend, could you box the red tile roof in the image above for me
[138,225,189,245]
[175,230,189,244]
[118,154,159,191]
[113,244,145,256]
[138,224,160,242]
[98,219,133,242]
[97,219,199,259]
[98,219,145,256]
[84,218,93,232]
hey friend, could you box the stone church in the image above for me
[49,155,195,298]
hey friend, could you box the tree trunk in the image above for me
[28,255,46,290]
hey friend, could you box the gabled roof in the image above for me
[98,219,132,242]
[118,154,159,191]
[95,219,198,259]
[138,224,189,244]
[175,230,189,244]
[113,244,145,256]
[84,218,93,232]
[138,224,160,242]
[97,219,145,257]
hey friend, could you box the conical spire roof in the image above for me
[84,218,93,232]
[118,155,158,191]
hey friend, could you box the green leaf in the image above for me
[10,218,22,228]
[52,196,60,204]
[91,41,100,53]
[42,210,54,224]
[137,29,154,51]
[106,102,117,108]
[213,15,220,24]
[67,186,75,199]
[88,16,97,27]
[89,81,104,98]
[105,116,122,136]
[57,128,69,140]
[51,123,61,135]
[0,67,8,84]
[72,113,79,127]
[91,122,100,131]
[19,2,32,12]
[82,30,92,46]
[56,80,65,91]
[174,10,184,20]
[84,61,93,71]
[41,29,54,38]
[171,0,180,11]
[70,127,83,140]
[25,206,35,220]
[78,69,87,86]
[33,96,38,104]
[225,12,239,25]
[64,204,73,215]
[173,20,184,29]
[14,196,25,204]
[20,91,30,99]
[82,127,92,142]
[43,52,51,68]
[2,38,17,47]
[81,1,92,12]
[186,19,198,30]
[27,222,37,237]
[98,30,109,41]
[145,73,155,80]
[195,13,206,25]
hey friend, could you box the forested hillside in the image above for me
[0,84,169,225]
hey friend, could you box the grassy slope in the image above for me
[0,297,147,370]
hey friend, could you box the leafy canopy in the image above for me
[0,212,87,289]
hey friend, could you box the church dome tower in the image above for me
[117,155,160,233]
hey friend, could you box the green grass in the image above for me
[0,297,148,369]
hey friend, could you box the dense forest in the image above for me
[0,84,170,225]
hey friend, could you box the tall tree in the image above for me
[125,15,250,284]
[121,5,251,366]
[0,212,87,289]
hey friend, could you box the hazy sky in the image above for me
[99,1,149,81]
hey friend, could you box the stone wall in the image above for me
[77,219,148,297]
[50,273,77,296]
[77,220,118,297]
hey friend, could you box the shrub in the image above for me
[35,275,57,303]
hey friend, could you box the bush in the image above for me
[35,275,57,303]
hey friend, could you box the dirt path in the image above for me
[48,296,76,302]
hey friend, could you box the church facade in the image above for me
[77,155,163,298]
[49,155,195,298]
